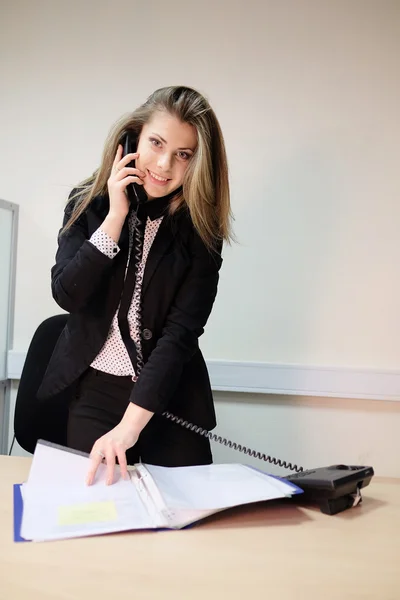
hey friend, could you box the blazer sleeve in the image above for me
[130,228,223,414]
[51,194,116,313]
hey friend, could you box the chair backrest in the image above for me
[14,314,76,454]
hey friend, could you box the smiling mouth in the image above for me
[148,169,171,183]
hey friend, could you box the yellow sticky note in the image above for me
[58,501,117,526]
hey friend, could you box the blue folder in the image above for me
[13,484,30,543]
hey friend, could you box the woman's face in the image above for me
[136,111,197,199]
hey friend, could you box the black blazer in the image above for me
[37,192,223,430]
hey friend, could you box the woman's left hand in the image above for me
[86,422,139,486]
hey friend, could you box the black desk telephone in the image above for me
[10,133,374,517]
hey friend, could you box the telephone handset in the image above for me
[120,133,374,515]
[122,132,147,206]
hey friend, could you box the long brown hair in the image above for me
[63,86,233,250]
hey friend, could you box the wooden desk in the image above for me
[0,456,399,600]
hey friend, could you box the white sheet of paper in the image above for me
[21,442,159,541]
[133,464,223,529]
[21,480,155,541]
[27,441,111,486]
[144,463,297,510]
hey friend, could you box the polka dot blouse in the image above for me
[89,211,163,377]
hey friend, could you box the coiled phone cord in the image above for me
[132,202,303,474]
[162,412,303,473]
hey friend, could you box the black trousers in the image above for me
[67,367,212,467]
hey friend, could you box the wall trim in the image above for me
[7,350,400,402]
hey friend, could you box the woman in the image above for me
[37,86,232,485]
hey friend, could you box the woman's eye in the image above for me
[150,138,161,147]
[178,151,190,160]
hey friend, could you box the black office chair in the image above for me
[13,314,76,454]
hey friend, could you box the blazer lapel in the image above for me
[141,217,175,299]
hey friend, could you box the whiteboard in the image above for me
[0,200,18,381]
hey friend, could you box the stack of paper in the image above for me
[14,440,302,542]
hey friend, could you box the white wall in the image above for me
[212,393,400,478]
[1,0,399,368]
[1,0,400,475]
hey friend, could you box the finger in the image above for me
[115,445,129,481]
[86,452,104,486]
[115,166,146,181]
[112,144,123,167]
[105,448,116,485]
[117,152,139,171]
[119,176,144,187]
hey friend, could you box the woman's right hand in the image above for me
[107,144,146,219]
